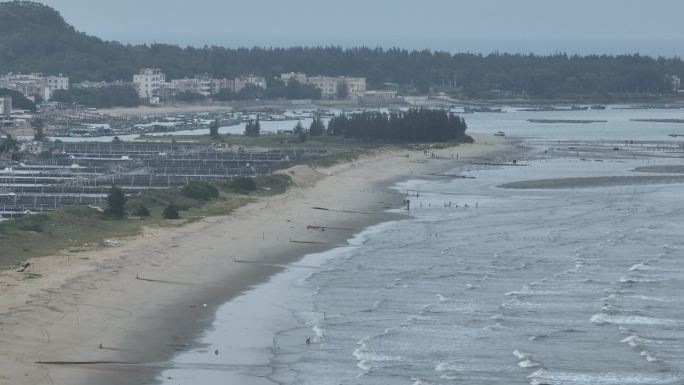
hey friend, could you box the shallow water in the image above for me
[159,112,684,385]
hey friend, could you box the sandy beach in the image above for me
[0,134,511,385]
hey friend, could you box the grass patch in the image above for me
[0,174,295,268]
[0,206,141,267]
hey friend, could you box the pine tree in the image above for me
[309,117,325,136]
[244,118,261,137]
[106,185,127,218]
[209,118,220,137]
[294,121,307,142]
[32,118,45,141]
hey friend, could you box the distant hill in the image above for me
[1,0,684,99]
[0,1,136,81]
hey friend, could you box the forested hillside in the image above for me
[2,1,683,99]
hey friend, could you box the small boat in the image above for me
[494,131,506,137]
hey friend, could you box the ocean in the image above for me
[159,107,684,385]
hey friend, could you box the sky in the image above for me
[33,0,684,57]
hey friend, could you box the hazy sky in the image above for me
[34,0,684,56]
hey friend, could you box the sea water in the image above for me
[159,109,684,385]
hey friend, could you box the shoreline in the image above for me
[0,134,513,385]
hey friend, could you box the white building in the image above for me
[169,76,235,96]
[280,72,366,98]
[133,68,166,99]
[45,75,69,93]
[667,75,681,92]
[0,73,69,100]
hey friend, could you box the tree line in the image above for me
[51,86,140,108]
[2,2,684,99]
[0,88,37,111]
[327,109,470,142]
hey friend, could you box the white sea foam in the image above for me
[629,262,652,271]
[640,350,658,362]
[357,360,372,371]
[411,377,434,385]
[621,335,639,345]
[528,369,678,385]
[619,276,664,284]
[590,313,679,325]
[312,326,324,338]
[519,359,541,368]
[439,374,459,380]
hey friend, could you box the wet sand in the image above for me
[0,134,510,385]
[499,175,684,189]
[632,165,684,173]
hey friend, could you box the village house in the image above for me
[280,72,367,98]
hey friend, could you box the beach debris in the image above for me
[307,225,353,231]
[426,173,475,178]
[87,205,104,213]
[15,262,32,273]
[290,240,330,245]
[167,343,190,349]
[311,206,373,215]
[102,239,120,247]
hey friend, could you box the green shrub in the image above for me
[133,205,151,217]
[182,181,219,201]
[163,203,180,219]
[255,174,292,195]
[230,177,257,194]
[17,220,44,233]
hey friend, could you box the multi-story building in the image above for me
[133,68,166,99]
[280,72,308,84]
[169,76,235,96]
[343,77,367,96]
[73,80,135,89]
[234,75,267,92]
[0,73,69,100]
[213,78,235,94]
[280,72,366,98]
[170,78,202,94]
[46,75,70,93]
